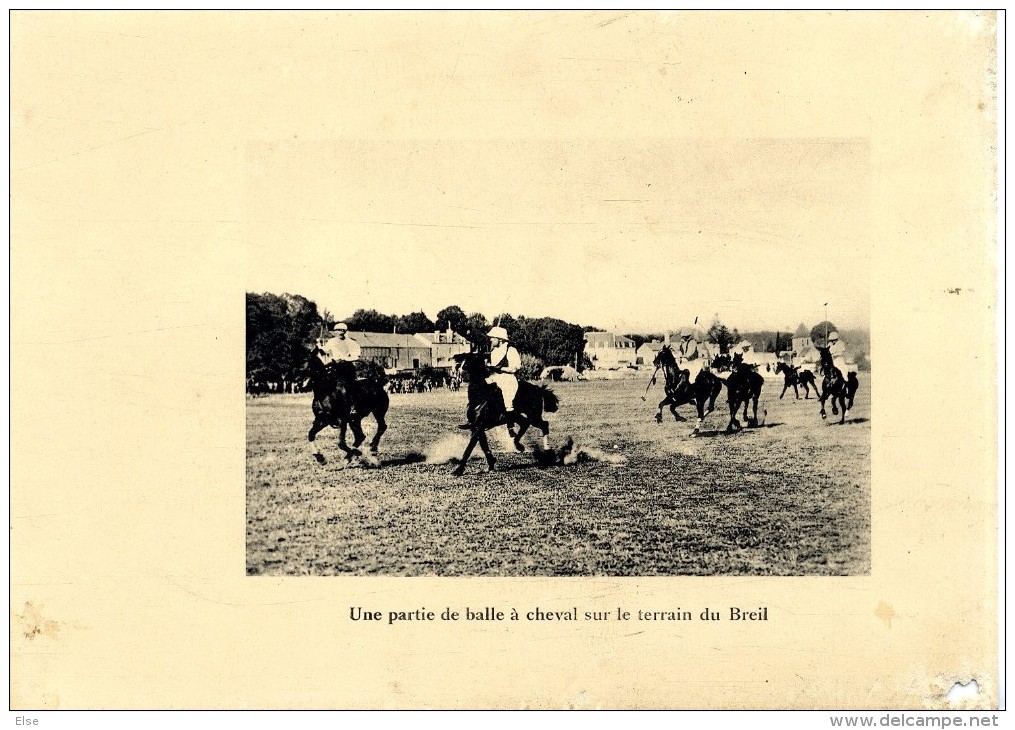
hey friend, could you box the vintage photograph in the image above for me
[245,138,871,576]
[13,10,996,711]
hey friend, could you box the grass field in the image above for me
[246,373,870,576]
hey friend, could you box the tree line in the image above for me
[246,293,592,390]
[247,293,870,393]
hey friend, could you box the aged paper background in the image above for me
[11,11,998,709]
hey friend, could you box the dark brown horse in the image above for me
[715,353,765,431]
[815,347,860,424]
[775,361,818,399]
[307,355,389,462]
[451,352,559,476]
[650,345,723,436]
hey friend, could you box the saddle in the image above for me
[461,383,512,428]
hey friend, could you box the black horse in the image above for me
[650,345,723,436]
[715,353,765,431]
[774,361,818,400]
[451,352,559,476]
[307,355,390,462]
[815,347,860,424]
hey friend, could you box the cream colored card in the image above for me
[11,11,998,709]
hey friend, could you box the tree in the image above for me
[464,312,490,348]
[346,308,396,333]
[395,310,436,334]
[516,317,586,367]
[706,317,741,354]
[493,313,520,343]
[435,305,469,334]
[246,291,323,391]
[810,321,837,346]
[516,353,545,381]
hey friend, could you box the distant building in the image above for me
[584,332,638,369]
[416,328,471,371]
[791,335,819,368]
[635,332,680,366]
[348,331,433,372]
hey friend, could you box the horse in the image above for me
[306,354,390,462]
[650,345,724,436]
[774,361,818,400]
[717,353,765,431]
[815,347,860,424]
[451,351,559,476]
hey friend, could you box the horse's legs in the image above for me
[369,412,387,454]
[532,417,551,451]
[511,413,531,453]
[780,383,787,399]
[475,430,496,471]
[453,430,482,476]
[727,402,741,432]
[308,416,328,443]
[707,382,720,414]
[349,418,366,450]
[308,416,330,463]
[669,401,686,422]
[337,422,358,460]
[656,397,670,424]
[691,394,707,436]
[793,384,800,400]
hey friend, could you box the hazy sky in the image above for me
[245,137,870,333]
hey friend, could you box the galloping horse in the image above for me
[815,346,860,424]
[651,345,724,436]
[775,361,818,400]
[307,355,389,462]
[451,352,559,476]
[716,353,765,432]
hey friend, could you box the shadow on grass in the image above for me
[690,423,781,438]
[381,452,427,467]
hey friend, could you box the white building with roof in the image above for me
[584,332,638,369]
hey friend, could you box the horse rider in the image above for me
[487,325,521,416]
[825,330,850,376]
[676,328,710,387]
[317,321,361,366]
[316,321,364,398]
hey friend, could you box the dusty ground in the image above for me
[246,373,870,576]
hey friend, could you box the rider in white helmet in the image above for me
[826,330,849,376]
[676,328,710,386]
[487,326,521,415]
[317,321,361,365]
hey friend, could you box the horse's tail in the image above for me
[847,372,859,404]
[540,386,560,413]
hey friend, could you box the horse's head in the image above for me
[453,351,489,380]
[711,353,732,372]
[775,361,792,375]
[815,346,839,378]
[653,345,676,368]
